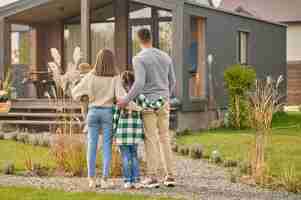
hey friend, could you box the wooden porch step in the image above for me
[0,112,83,118]
[0,120,84,125]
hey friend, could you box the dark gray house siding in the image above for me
[182,3,287,109]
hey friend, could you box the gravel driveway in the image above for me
[0,156,300,200]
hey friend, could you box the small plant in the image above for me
[238,160,252,175]
[223,160,238,168]
[2,161,15,175]
[280,164,301,193]
[228,168,240,183]
[210,149,222,164]
[224,65,256,129]
[0,133,4,140]
[189,145,203,159]
[29,136,39,146]
[4,132,18,141]
[179,146,190,156]
[17,133,27,143]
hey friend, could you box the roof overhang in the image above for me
[0,0,113,24]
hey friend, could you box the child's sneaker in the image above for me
[141,178,160,188]
[124,182,133,189]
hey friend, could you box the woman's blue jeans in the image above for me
[87,107,113,178]
[119,145,140,183]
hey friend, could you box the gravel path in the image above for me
[0,156,300,200]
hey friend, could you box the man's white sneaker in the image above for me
[141,178,160,188]
[163,176,176,187]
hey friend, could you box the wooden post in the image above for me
[114,0,129,72]
[172,3,185,100]
[81,0,91,64]
[151,8,159,48]
[0,18,11,81]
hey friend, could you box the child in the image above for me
[78,63,93,133]
[113,71,144,189]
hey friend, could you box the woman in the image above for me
[72,49,125,189]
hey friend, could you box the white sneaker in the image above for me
[141,178,160,188]
[88,178,96,189]
[101,179,113,189]
[133,182,143,189]
[163,176,176,187]
[124,182,133,189]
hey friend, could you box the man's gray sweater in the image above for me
[124,48,176,103]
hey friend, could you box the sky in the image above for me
[0,0,18,7]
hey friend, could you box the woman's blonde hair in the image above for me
[93,49,118,77]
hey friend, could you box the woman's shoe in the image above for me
[124,182,133,189]
[88,178,96,189]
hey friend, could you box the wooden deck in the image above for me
[0,98,83,129]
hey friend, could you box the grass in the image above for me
[176,112,301,179]
[0,186,177,200]
[0,140,55,173]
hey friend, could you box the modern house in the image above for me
[221,0,301,105]
[0,0,286,131]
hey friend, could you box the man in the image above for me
[117,28,176,188]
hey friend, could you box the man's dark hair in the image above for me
[137,28,152,43]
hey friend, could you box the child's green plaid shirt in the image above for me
[113,94,165,146]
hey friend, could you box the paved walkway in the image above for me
[0,156,300,200]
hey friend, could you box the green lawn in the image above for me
[0,186,176,200]
[0,140,55,173]
[176,112,301,179]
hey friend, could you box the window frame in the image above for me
[237,30,249,65]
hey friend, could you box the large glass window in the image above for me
[159,21,172,55]
[189,17,206,99]
[91,23,115,64]
[64,24,81,65]
[11,25,31,64]
[129,2,173,60]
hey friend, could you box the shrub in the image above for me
[51,135,86,176]
[189,145,203,159]
[2,161,15,175]
[210,149,222,164]
[179,146,190,156]
[224,65,256,129]
[223,160,238,168]
[280,164,301,193]
[0,133,4,140]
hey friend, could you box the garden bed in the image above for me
[176,112,301,192]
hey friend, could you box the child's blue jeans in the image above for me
[119,144,140,183]
[87,107,113,178]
